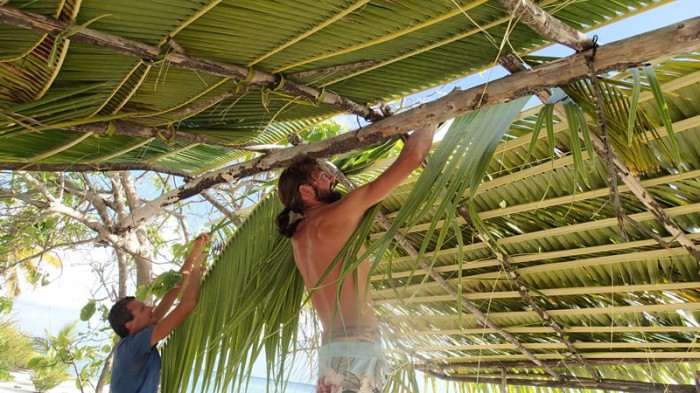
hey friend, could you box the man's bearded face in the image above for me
[310,171,342,203]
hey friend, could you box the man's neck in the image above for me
[303,201,328,215]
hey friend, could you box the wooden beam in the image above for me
[434,351,700,363]
[383,301,700,324]
[375,280,700,304]
[420,370,696,393]
[0,5,377,121]
[69,122,243,148]
[496,0,593,52]
[116,17,700,230]
[397,326,700,336]
[0,162,192,178]
[373,228,700,280]
[374,204,699,278]
[413,342,699,352]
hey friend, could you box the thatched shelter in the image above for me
[1,0,699,391]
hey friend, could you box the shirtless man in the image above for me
[275,125,435,392]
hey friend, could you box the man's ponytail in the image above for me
[275,207,304,238]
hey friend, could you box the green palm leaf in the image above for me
[161,192,305,393]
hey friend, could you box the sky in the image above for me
[5,0,699,387]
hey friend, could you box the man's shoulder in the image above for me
[295,206,338,236]
[117,326,155,353]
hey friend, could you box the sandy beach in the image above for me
[0,371,88,393]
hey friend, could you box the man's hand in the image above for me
[154,233,211,323]
[180,233,211,274]
[150,232,211,346]
[192,233,211,256]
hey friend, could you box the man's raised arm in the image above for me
[342,124,436,211]
[150,233,210,346]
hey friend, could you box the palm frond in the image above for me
[161,192,306,393]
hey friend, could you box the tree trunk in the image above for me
[95,347,115,393]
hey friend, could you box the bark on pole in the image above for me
[118,17,700,231]
[496,0,594,52]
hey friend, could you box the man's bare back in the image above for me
[291,201,378,332]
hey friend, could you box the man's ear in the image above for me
[298,184,315,201]
[124,320,135,335]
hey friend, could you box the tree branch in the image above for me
[17,173,121,245]
[62,177,115,227]
[69,122,240,148]
[0,163,193,178]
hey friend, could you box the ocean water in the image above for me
[192,376,315,393]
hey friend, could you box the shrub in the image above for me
[0,318,36,381]
[30,363,70,392]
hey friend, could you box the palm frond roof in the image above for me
[3,0,700,391]
[0,0,683,173]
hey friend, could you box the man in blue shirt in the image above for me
[107,233,210,393]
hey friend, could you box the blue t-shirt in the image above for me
[110,325,161,393]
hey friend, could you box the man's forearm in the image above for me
[154,234,209,319]
[153,284,182,320]
[180,259,203,306]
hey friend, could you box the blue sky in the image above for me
[7,0,699,386]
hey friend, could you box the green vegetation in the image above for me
[0,316,36,382]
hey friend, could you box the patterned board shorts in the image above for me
[316,341,387,393]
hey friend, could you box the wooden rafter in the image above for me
[496,0,593,52]
[419,370,696,393]
[415,342,699,352]
[385,301,700,324]
[376,274,700,303]
[435,352,700,363]
[373,203,700,258]
[397,325,700,336]
[0,4,379,121]
[85,138,155,164]
[377,166,700,237]
[116,17,700,230]
[0,163,192,178]
[68,122,243,148]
